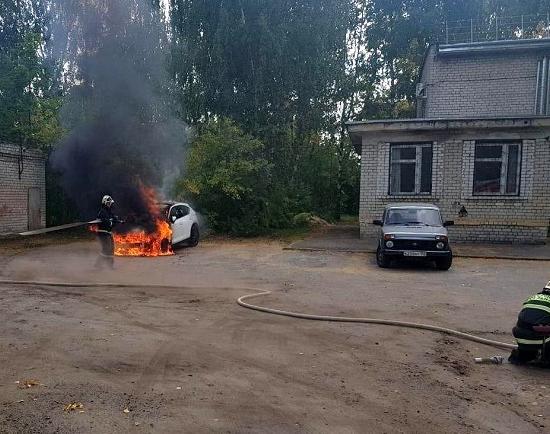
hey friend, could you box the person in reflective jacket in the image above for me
[95,195,120,269]
[509,281,550,365]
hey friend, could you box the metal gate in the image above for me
[27,187,41,230]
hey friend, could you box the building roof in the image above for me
[346,116,550,153]
[438,37,550,56]
[347,115,550,129]
[0,142,45,161]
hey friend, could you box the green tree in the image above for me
[169,0,359,223]
[176,118,273,235]
[0,1,62,149]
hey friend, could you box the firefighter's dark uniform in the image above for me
[95,206,118,269]
[509,289,550,364]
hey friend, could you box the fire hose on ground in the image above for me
[0,279,517,351]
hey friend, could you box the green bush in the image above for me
[175,117,359,235]
[175,118,273,235]
[292,212,313,227]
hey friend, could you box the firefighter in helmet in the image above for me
[509,281,550,365]
[95,195,120,269]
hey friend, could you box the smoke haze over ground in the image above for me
[51,0,187,228]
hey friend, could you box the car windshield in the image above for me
[385,208,442,226]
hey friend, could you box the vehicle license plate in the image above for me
[403,251,427,257]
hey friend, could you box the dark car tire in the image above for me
[435,255,453,271]
[188,224,200,247]
[376,247,390,268]
[160,238,171,253]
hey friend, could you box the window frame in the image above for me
[472,141,522,197]
[169,205,190,221]
[388,142,433,196]
[168,206,179,221]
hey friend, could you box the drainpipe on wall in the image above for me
[540,56,548,115]
[535,58,541,114]
[18,144,24,180]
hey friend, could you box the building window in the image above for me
[389,143,432,195]
[473,142,521,195]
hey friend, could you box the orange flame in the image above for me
[99,185,174,257]
[113,218,173,257]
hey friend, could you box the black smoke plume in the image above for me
[51,0,186,230]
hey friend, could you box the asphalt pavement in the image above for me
[287,225,550,261]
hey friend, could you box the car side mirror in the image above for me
[372,219,383,226]
[171,215,177,223]
[443,220,454,227]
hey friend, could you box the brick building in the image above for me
[0,143,46,234]
[348,38,550,243]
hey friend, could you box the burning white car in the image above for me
[111,201,200,257]
[162,202,200,247]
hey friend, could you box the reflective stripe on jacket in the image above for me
[523,293,550,315]
[515,337,546,345]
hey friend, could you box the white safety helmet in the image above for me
[544,281,550,292]
[102,195,115,207]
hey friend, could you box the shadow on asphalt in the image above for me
[368,256,447,272]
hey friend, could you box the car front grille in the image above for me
[391,239,438,250]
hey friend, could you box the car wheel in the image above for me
[376,247,390,268]
[188,224,200,247]
[435,255,452,271]
[160,238,171,253]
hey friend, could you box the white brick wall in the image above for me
[421,49,539,118]
[361,44,550,243]
[359,131,550,243]
[0,143,46,233]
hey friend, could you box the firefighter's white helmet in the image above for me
[544,281,550,291]
[102,195,115,207]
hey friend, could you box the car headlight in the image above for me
[436,241,445,249]
[385,240,394,248]
[435,235,448,242]
[384,234,395,241]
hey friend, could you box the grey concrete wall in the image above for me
[0,143,46,233]
[420,48,540,118]
[359,129,550,243]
